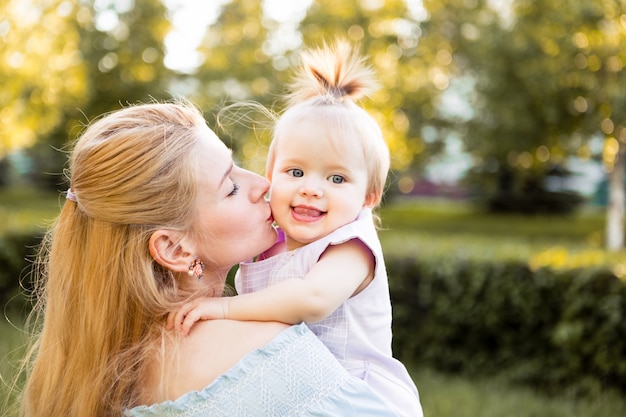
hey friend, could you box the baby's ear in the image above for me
[364,191,379,208]
[149,230,193,274]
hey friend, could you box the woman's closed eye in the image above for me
[228,183,240,196]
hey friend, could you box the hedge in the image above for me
[388,255,626,395]
[0,231,42,313]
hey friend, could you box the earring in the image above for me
[188,258,205,279]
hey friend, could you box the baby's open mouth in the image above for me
[292,206,325,217]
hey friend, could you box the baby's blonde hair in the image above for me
[267,40,390,206]
[21,102,209,416]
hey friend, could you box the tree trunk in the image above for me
[606,144,625,251]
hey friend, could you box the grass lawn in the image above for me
[0,186,60,234]
[379,197,626,272]
[380,197,607,250]
[0,312,27,417]
[410,365,626,417]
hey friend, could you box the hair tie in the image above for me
[66,188,77,202]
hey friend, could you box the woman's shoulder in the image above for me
[168,320,290,400]
[127,322,400,417]
[198,319,291,357]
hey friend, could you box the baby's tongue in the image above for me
[293,207,323,217]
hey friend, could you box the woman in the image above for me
[19,101,398,416]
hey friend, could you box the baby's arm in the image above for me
[167,296,228,335]
[171,239,374,335]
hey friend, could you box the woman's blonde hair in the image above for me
[266,40,390,207]
[20,102,208,416]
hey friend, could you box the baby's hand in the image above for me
[166,297,228,336]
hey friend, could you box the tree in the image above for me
[75,0,172,117]
[420,0,626,248]
[191,0,449,183]
[299,0,446,174]
[506,1,626,249]
[0,0,87,159]
[23,0,173,189]
[187,0,280,174]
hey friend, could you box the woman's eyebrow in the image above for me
[219,162,234,188]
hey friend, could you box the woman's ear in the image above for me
[149,230,193,273]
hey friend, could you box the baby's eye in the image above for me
[228,183,240,196]
[329,174,345,184]
[287,168,304,178]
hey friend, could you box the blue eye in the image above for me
[228,183,240,196]
[329,175,345,184]
[288,168,304,178]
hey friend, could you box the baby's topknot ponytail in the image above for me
[268,39,389,209]
[287,40,378,107]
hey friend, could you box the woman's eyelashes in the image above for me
[228,183,240,196]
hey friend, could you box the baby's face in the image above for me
[268,119,373,250]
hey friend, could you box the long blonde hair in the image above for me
[21,102,208,416]
[267,40,390,206]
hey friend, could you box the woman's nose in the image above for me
[250,172,271,201]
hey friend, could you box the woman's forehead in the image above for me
[195,129,233,177]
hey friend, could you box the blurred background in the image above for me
[2,0,626,416]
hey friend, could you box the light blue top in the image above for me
[125,323,398,417]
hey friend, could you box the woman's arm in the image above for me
[170,239,374,335]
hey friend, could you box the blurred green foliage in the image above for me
[378,200,626,395]
[412,366,626,417]
[6,0,626,199]
[0,310,26,417]
[0,188,59,234]
[388,253,626,395]
[7,0,626,246]
[381,199,609,253]
[0,187,59,312]
[381,199,605,240]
